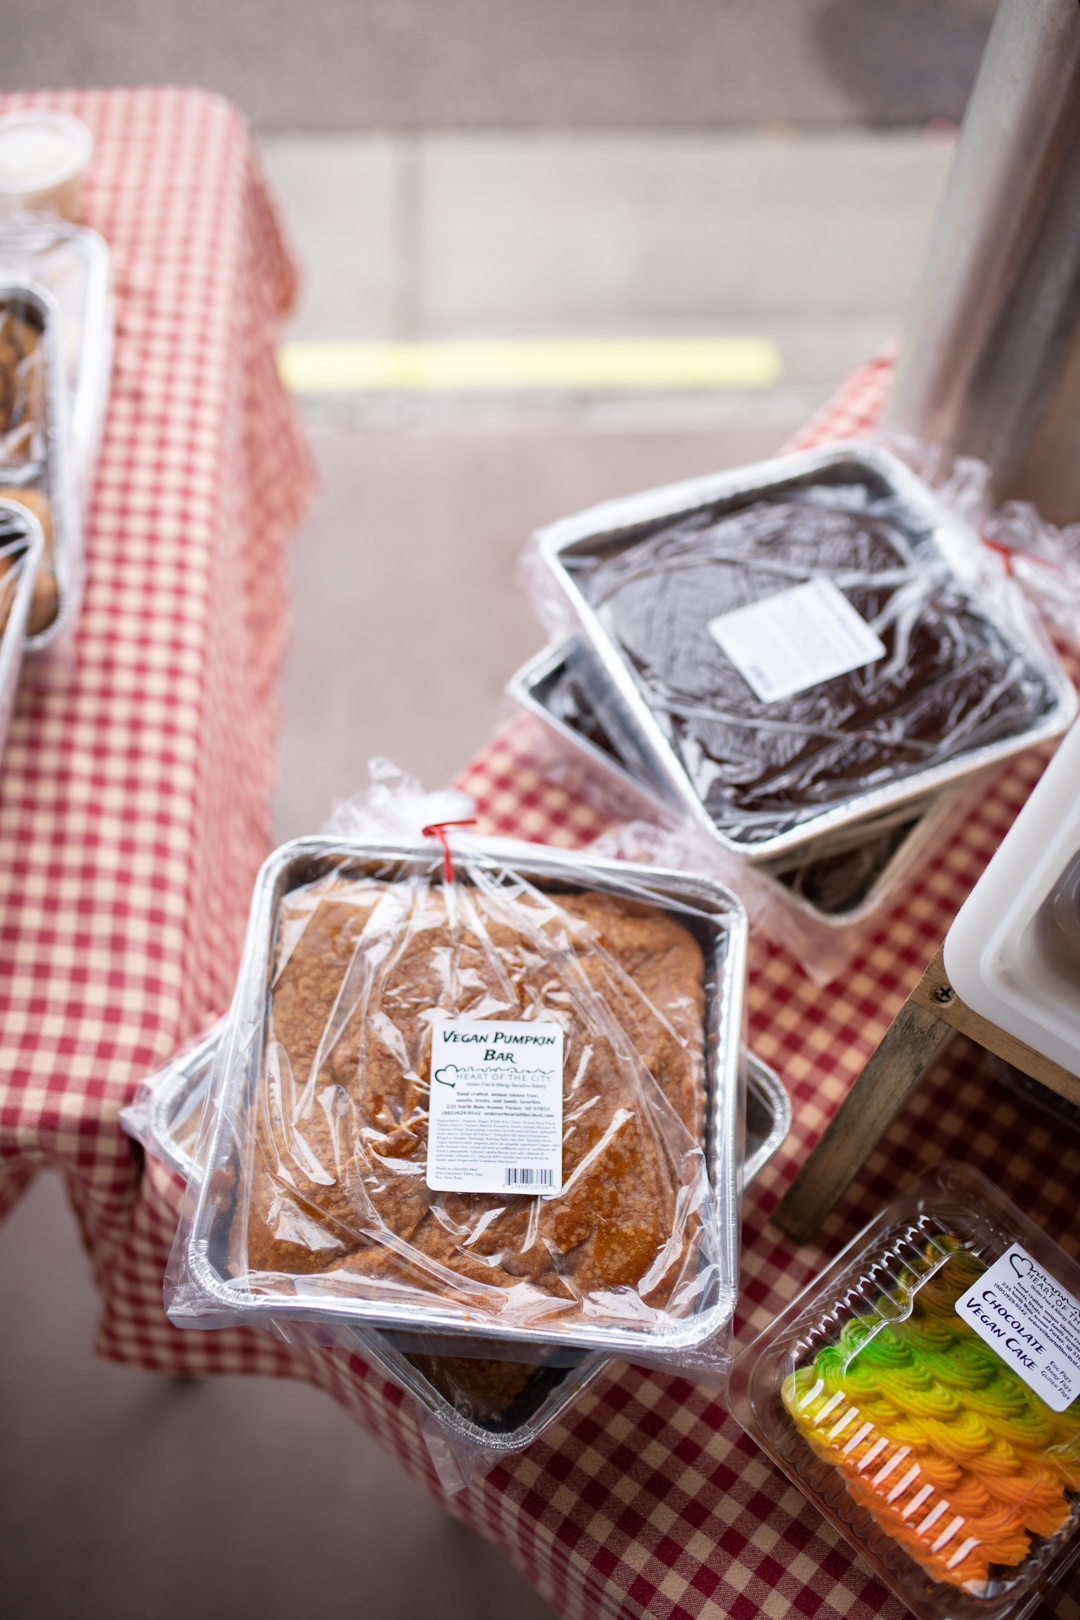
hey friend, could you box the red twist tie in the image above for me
[421,820,477,885]
[981,534,1015,575]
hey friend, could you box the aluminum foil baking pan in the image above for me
[0,215,112,505]
[536,442,1076,863]
[340,1048,789,1454]
[507,638,672,824]
[759,783,972,930]
[0,278,79,651]
[512,636,972,930]
[0,498,45,758]
[144,1029,787,1453]
[179,835,750,1363]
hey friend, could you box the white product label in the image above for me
[707,575,886,703]
[954,1244,1080,1413]
[426,1019,564,1195]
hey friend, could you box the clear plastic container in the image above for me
[0,212,112,511]
[730,1163,1080,1620]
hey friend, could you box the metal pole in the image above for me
[886,0,1080,524]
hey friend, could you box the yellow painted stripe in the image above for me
[278,337,782,392]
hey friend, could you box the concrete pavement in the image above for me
[260,127,956,387]
[0,0,994,129]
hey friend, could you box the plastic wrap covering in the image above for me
[730,1163,1080,1620]
[980,499,1080,656]
[533,445,1075,863]
[570,482,1056,844]
[251,870,712,1321]
[878,426,1080,655]
[119,1018,225,1178]
[167,782,748,1379]
[507,637,981,986]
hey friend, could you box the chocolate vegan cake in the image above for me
[233,873,710,1327]
[570,483,1057,844]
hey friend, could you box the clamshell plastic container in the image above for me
[730,1162,1080,1620]
[126,1025,789,1455]
[168,836,750,1376]
[509,636,974,931]
[534,443,1075,864]
[0,214,112,508]
[945,717,1080,1083]
[0,276,78,649]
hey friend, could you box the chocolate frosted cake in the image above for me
[232,873,710,1329]
[570,482,1057,843]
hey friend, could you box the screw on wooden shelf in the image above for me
[935,984,954,1005]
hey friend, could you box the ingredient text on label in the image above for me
[426,1018,564,1196]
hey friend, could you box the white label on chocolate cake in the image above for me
[426,1019,564,1195]
[954,1244,1080,1413]
[707,575,886,703]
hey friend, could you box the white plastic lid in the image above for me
[0,111,93,195]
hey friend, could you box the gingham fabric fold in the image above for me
[1,95,1076,1620]
[0,88,313,1278]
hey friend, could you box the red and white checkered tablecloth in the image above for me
[0,87,313,1270]
[0,103,1076,1620]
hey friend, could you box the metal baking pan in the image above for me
[140,1027,788,1454]
[0,498,45,757]
[760,782,973,929]
[0,215,112,506]
[536,442,1076,864]
[507,639,673,824]
[512,636,972,930]
[0,278,79,650]
[338,1048,789,1455]
[177,835,749,1363]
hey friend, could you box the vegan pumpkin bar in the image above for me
[233,873,709,1323]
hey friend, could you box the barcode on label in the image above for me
[505,1167,554,1188]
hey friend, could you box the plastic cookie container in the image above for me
[730,1163,1080,1620]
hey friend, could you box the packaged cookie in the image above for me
[0,278,77,649]
[0,213,113,509]
[167,821,749,1380]
[730,1163,1080,1620]
[0,496,45,761]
